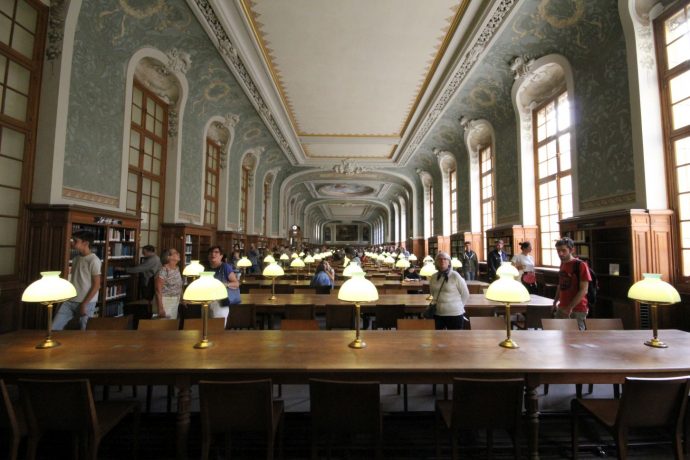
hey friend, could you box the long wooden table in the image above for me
[1,329,689,459]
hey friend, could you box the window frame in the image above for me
[449,168,457,235]
[479,145,495,237]
[203,138,220,227]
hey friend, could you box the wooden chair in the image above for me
[325,304,355,330]
[372,305,406,329]
[183,318,226,333]
[541,318,580,331]
[136,319,179,411]
[281,319,320,330]
[585,318,624,330]
[514,305,553,329]
[572,376,690,459]
[0,380,25,460]
[227,304,257,329]
[199,379,284,460]
[309,379,382,460]
[251,287,274,294]
[396,318,435,330]
[468,316,505,330]
[85,315,133,330]
[435,378,524,460]
[285,304,316,320]
[274,284,295,294]
[19,378,139,460]
[137,318,180,330]
[314,285,332,295]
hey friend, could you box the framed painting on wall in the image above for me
[336,224,358,241]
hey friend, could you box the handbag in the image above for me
[521,271,537,285]
[423,275,447,319]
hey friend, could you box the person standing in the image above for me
[154,248,183,319]
[487,239,509,280]
[552,237,591,330]
[429,252,470,330]
[461,241,478,280]
[52,230,101,330]
[207,245,240,326]
[125,244,161,302]
[248,243,260,274]
[512,241,537,294]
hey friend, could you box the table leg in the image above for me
[525,383,540,460]
[176,382,191,460]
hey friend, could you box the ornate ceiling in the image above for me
[194,0,509,223]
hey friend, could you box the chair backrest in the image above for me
[281,319,320,330]
[199,379,275,434]
[251,288,273,294]
[86,315,133,330]
[373,305,406,329]
[299,288,317,295]
[183,318,226,332]
[616,376,690,429]
[19,379,97,433]
[585,318,624,330]
[227,304,256,329]
[541,318,580,331]
[179,303,201,319]
[450,378,525,431]
[469,316,505,330]
[285,304,316,320]
[309,379,381,435]
[314,285,332,295]
[523,305,553,329]
[396,318,435,330]
[325,304,355,330]
[137,319,180,330]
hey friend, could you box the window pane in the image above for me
[666,9,688,44]
[0,126,25,160]
[0,156,22,188]
[682,221,690,247]
[0,186,19,215]
[126,191,137,211]
[672,98,690,130]
[679,193,690,219]
[131,105,141,125]
[0,247,16,276]
[670,71,690,104]
[3,87,27,120]
[7,61,30,93]
[132,86,142,107]
[15,1,37,33]
[674,136,690,166]
[10,24,34,58]
[0,15,11,46]
[677,164,690,193]
[0,216,18,245]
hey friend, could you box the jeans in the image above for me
[554,308,587,330]
[434,315,466,330]
[464,271,476,281]
[52,300,97,330]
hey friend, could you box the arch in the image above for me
[121,47,189,222]
[416,169,433,239]
[260,168,279,237]
[202,114,238,229]
[462,118,495,234]
[434,149,457,236]
[238,147,262,233]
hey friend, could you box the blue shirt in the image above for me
[310,271,333,287]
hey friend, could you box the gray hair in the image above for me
[435,251,451,261]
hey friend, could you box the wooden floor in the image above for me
[12,383,680,459]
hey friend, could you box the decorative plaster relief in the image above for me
[46,0,67,61]
[580,193,636,210]
[510,55,535,80]
[332,159,369,175]
[62,187,119,207]
[164,48,192,74]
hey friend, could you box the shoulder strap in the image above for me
[433,276,447,301]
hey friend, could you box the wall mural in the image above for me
[336,225,359,242]
[64,0,290,224]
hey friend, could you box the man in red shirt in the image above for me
[552,237,591,330]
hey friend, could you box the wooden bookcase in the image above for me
[450,233,465,259]
[26,205,140,326]
[216,231,245,257]
[426,235,449,258]
[160,224,214,269]
[484,225,538,261]
[559,209,673,329]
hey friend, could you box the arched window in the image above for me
[435,149,457,236]
[262,172,274,236]
[534,90,573,266]
[127,81,168,248]
[204,138,220,227]
[240,164,249,234]
[429,185,434,236]
[480,145,494,236]
[656,3,690,278]
[450,167,457,234]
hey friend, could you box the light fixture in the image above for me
[451,257,463,270]
[342,263,364,277]
[236,256,252,284]
[291,252,298,259]
[419,263,438,300]
[397,252,405,259]
[628,273,681,348]
[304,254,315,274]
[182,272,228,349]
[338,273,379,349]
[299,251,305,257]
[485,262,530,349]
[262,262,285,300]
[423,255,433,264]
[290,257,305,282]
[279,253,290,268]
[263,254,275,264]
[314,253,323,262]
[182,260,204,278]
[22,271,77,349]
[395,258,410,282]
[409,254,417,262]
[343,256,350,268]
[384,255,396,266]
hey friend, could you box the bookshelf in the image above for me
[450,233,465,259]
[160,224,214,269]
[426,235,449,259]
[559,209,673,328]
[26,205,140,325]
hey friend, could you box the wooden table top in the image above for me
[239,293,553,312]
[1,329,689,384]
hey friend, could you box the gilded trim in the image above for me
[581,193,636,210]
[62,187,119,207]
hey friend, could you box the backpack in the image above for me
[574,259,598,306]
